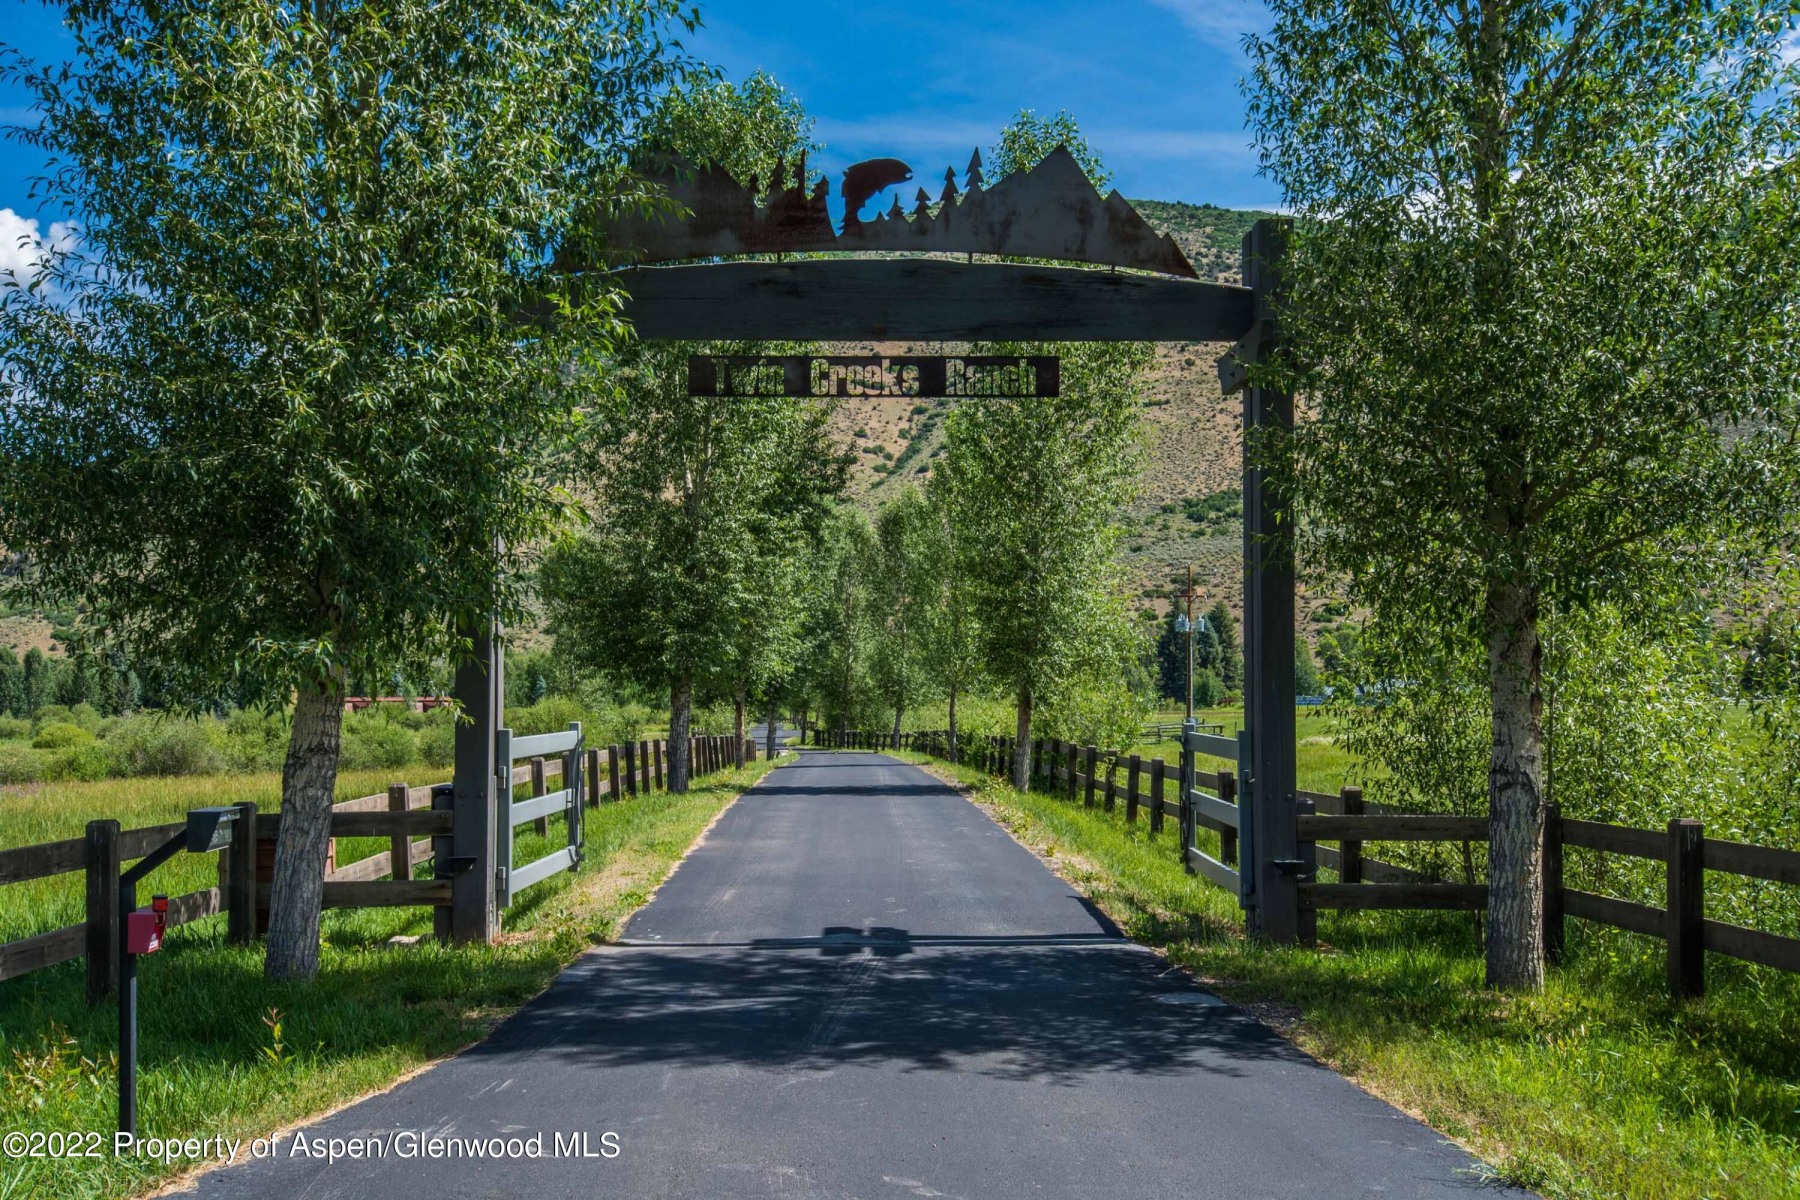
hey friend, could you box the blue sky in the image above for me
[0,0,1277,267]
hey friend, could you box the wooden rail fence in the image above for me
[0,733,759,998]
[826,726,1800,1001]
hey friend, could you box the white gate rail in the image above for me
[495,722,584,907]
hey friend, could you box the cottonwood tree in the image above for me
[1248,0,1800,987]
[920,474,985,762]
[621,69,832,760]
[869,487,939,745]
[541,342,843,790]
[934,113,1148,789]
[795,507,879,737]
[939,346,1147,789]
[0,0,695,978]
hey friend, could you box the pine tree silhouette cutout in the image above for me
[887,194,905,220]
[912,187,932,218]
[965,148,984,192]
[940,166,960,205]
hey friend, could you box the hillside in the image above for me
[827,199,1319,628]
[1,200,1305,660]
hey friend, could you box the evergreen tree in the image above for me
[1206,602,1241,693]
[1295,639,1321,696]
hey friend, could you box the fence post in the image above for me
[227,802,257,944]
[1179,734,1196,870]
[1219,770,1239,865]
[1296,796,1317,948]
[654,740,665,790]
[1126,755,1142,824]
[85,819,120,1003]
[1083,746,1098,808]
[1668,817,1704,999]
[431,783,455,943]
[1339,785,1363,885]
[1149,759,1167,835]
[530,757,550,835]
[1103,753,1118,813]
[1066,742,1079,800]
[622,742,637,798]
[607,747,621,801]
[1542,801,1563,966]
[389,784,413,882]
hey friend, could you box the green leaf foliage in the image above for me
[0,0,703,705]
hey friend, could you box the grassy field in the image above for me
[0,756,780,1200]
[0,768,424,945]
[901,752,1800,1200]
[1123,705,1357,794]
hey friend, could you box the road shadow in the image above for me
[465,934,1311,1086]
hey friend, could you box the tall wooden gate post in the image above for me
[1238,218,1301,943]
[449,619,501,944]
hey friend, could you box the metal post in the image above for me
[449,619,500,944]
[1242,218,1299,942]
[118,877,137,1138]
[1184,566,1196,722]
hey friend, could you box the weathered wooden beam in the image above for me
[1216,320,1267,395]
[618,261,1254,343]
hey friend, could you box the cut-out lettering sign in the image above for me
[688,355,1061,398]
[609,147,1196,279]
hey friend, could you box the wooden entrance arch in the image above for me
[446,148,1303,945]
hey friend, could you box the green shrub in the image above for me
[0,746,42,784]
[339,714,417,770]
[107,716,227,777]
[418,719,457,769]
[217,709,288,773]
[507,697,590,738]
[31,705,75,732]
[45,742,111,782]
[32,723,95,751]
[0,717,29,742]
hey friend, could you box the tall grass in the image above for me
[0,769,424,946]
[0,758,778,1200]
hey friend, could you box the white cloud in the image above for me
[0,208,75,287]
[1144,0,1268,57]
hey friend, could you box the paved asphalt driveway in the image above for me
[180,748,1525,1199]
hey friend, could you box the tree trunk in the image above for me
[265,676,344,981]
[766,699,778,759]
[1012,686,1032,791]
[733,684,746,768]
[1485,578,1545,990]
[946,685,959,764]
[669,673,693,793]
[891,703,903,751]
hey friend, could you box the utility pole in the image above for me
[1183,567,1196,721]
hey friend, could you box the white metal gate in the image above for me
[495,722,584,907]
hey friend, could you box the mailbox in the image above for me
[125,895,168,955]
[185,806,240,854]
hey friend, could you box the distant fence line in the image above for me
[815,726,1800,1001]
[0,734,760,998]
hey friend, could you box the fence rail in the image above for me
[853,724,1800,1002]
[0,732,762,997]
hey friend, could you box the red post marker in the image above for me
[126,895,168,955]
